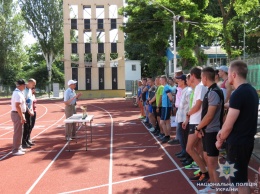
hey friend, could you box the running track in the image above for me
[0,98,259,194]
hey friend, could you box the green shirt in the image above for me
[189,89,194,109]
[155,85,164,107]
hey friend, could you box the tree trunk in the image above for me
[44,52,54,98]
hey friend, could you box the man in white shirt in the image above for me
[64,80,82,140]
[183,67,209,183]
[174,75,192,157]
[11,79,27,156]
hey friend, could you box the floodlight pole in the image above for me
[156,4,177,74]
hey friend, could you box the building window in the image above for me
[111,19,117,29]
[98,43,104,53]
[111,43,117,53]
[132,64,136,71]
[84,19,90,29]
[71,43,77,53]
[71,19,77,29]
[97,19,103,29]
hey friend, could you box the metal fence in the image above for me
[246,55,260,90]
[0,83,64,98]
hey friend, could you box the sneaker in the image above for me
[19,148,27,152]
[168,139,180,145]
[194,169,201,175]
[152,129,159,134]
[198,186,216,194]
[66,137,72,141]
[149,127,155,132]
[197,172,209,184]
[182,158,193,166]
[12,150,25,156]
[161,136,170,144]
[139,116,145,119]
[189,171,202,181]
[157,133,164,138]
[185,161,199,169]
[22,143,31,149]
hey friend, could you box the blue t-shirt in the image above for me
[162,84,172,107]
[146,85,150,100]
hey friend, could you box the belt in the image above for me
[12,111,25,114]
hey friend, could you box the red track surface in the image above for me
[0,98,259,194]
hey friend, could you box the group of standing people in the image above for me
[11,78,37,156]
[136,60,258,194]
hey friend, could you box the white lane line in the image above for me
[0,131,12,137]
[115,132,147,136]
[141,122,199,193]
[0,109,11,117]
[0,126,13,129]
[25,142,69,194]
[65,148,108,152]
[90,104,114,194]
[93,123,106,126]
[0,119,12,125]
[0,138,12,140]
[0,104,63,161]
[248,166,260,174]
[58,168,181,194]
[118,122,136,126]
[29,150,58,153]
[116,145,158,149]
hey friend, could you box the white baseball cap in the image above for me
[218,66,229,73]
[68,80,77,86]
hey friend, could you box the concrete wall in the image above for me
[125,60,141,91]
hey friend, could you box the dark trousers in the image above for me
[23,111,32,144]
[31,111,36,130]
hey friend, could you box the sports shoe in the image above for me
[185,161,199,169]
[194,169,201,175]
[66,137,72,141]
[161,136,170,143]
[189,171,202,181]
[182,158,193,166]
[12,150,25,156]
[167,139,180,145]
[19,148,27,152]
[197,172,209,184]
[149,127,155,132]
[22,143,31,149]
[139,116,146,119]
[198,186,216,193]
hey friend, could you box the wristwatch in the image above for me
[195,126,200,132]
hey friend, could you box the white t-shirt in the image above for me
[189,82,208,124]
[11,88,26,113]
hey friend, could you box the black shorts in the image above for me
[226,143,254,184]
[202,132,219,157]
[152,107,161,118]
[188,124,196,134]
[160,107,171,120]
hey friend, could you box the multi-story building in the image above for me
[63,0,125,98]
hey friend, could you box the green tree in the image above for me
[0,0,27,86]
[217,0,259,59]
[19,0,64,92]
[120,0,222,73]
[23,42,64,90]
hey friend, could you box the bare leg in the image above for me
[186,134,207,173]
